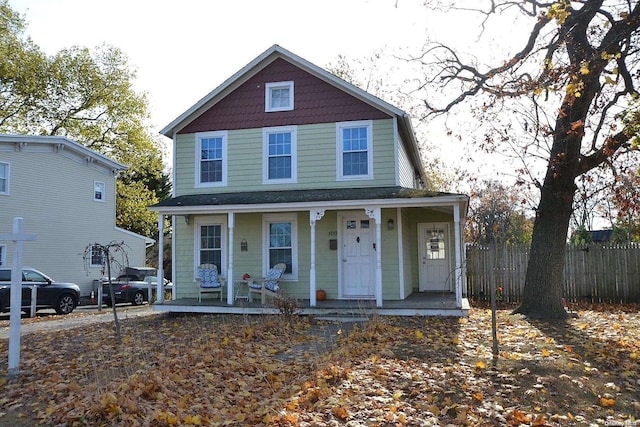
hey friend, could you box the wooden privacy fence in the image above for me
[466,243,640,304]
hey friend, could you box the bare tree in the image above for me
[414,0,640,318]
[83,241,129,343]
[467,180,534,245]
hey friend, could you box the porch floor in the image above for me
[153,291,470,317]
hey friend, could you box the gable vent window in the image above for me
[265,81,294,112]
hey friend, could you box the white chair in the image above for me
[248,263,286,304]
[196,264,224,302]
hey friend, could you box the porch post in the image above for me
[309,209,325,307]
[453,203,463,308]
[365,207,383,307]
[227,212,235,305]
[157,214,164,304]
[396,207,405,300]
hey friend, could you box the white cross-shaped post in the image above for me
[0,217,36,376]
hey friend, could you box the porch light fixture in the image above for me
[241,239,248,252]
[184,215,191,224]
[387,219,394,230]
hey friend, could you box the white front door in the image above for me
[418,223,451,291]
[339,212,375,298]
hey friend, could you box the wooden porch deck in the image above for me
[153,292,470,317]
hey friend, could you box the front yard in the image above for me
[0,303,639,426]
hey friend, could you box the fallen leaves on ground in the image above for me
[0,304,639,426]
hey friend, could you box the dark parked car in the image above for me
[101,275,152,306]
[0,267,81,316]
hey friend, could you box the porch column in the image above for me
[365,207,383,307]
[309,209,325,307]
[157,214,164,304]
[396,207,405,300]
[453,204,463,308]
[227,212,235,305]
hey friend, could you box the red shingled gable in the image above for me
[179,58,391,134]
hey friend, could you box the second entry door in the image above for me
[340,212,375,298]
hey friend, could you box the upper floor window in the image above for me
[0,245,5,266]
[0,162,9,195]
[90,245,104,267]
[263,126,297,183]
[337,120,373,180]
[196,131,227,187]
[94,181,105,202]
[265,81,294,112]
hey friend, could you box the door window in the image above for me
[426,228,446,260]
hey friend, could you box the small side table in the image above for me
[234,279,253,301]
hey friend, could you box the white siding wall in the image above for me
[0,145,151,297]
[398,136,415,188]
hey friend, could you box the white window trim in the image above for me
[262,126,297,184]
[262,213,298,280]
[265,81,294,112]
[0,244,5,266]
[89,245,104,267]
[94,181,105,202]
[336,120,374,181]
[194,216,228,277]
[195,131,228,188]
[0,161,9,195]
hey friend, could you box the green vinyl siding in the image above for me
[174,119,398,195]
[380,208,401,300]
[401,208,415,295]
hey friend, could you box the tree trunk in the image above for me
[514,133,579,319]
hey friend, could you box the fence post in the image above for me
[30,285,37,318]
[490,244,499,361]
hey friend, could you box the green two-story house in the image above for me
[150,45,469,316]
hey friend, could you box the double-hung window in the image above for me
[263,214,297,279]
[196,131,227,187]
[198,224,223,268]
[90,245,104,267]
[0,162,9,195]
[0,245,5,266]
[337,120,373,180]
[263,126,297,183]
[265,81,294,112]
[94,181,105,202]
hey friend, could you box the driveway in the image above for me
[0,304,159,339]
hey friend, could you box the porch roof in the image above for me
[149,186,469,214]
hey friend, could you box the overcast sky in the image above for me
[9,0,523,185]
[10,1,449,131]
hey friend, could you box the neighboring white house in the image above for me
[0,134,154,298]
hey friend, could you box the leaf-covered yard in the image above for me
[0,304,639,426]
